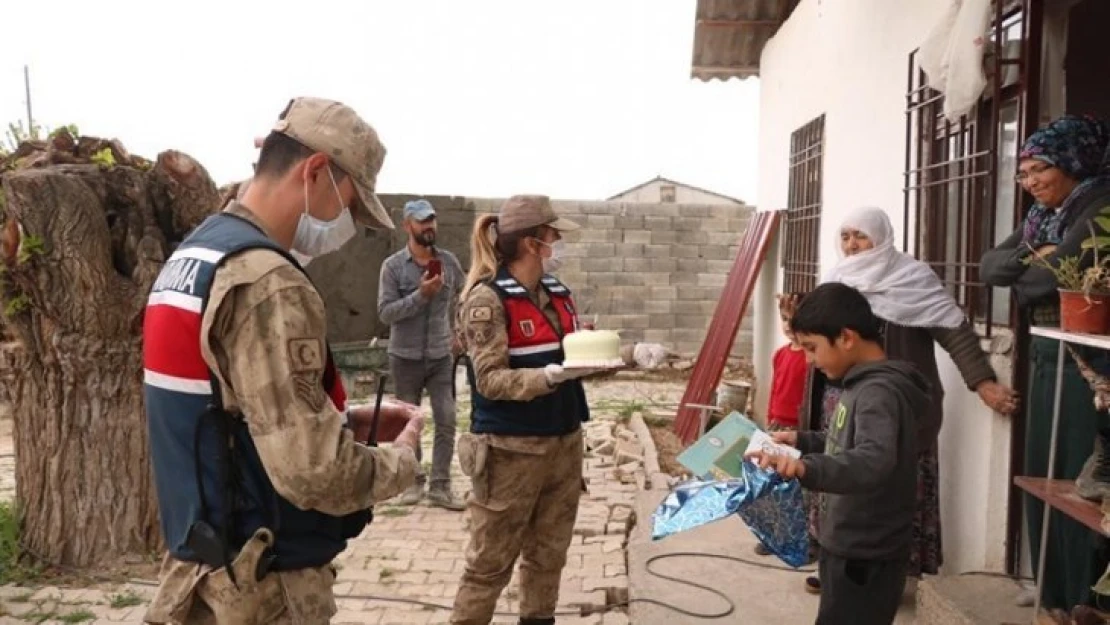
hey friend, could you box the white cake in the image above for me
[562,330,624,368]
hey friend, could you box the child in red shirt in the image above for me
[767,293,808,431]
[755,293,809,557]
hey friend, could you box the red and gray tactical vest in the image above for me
[466,267,590,436]
[143,211,367,572]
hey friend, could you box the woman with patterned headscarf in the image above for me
[982,114,1110,612]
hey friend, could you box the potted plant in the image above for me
[1027,206,1110,335]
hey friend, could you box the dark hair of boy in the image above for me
[790,283,881,342]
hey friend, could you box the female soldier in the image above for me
[450,195,598,625]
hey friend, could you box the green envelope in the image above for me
[677,412,762,480]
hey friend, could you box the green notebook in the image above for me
[677,412,762,481]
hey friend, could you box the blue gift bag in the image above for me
[651,459,810,568]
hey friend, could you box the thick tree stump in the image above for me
[0,131,220,567]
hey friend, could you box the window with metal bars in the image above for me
[902,2,1034,336]
[783,115,825,294]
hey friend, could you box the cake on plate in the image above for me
[562,330,625,368]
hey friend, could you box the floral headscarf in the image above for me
[1020,115,1110,246]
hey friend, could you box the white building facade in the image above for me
[693,0,1110,577]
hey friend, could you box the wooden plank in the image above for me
[1013,476,1109,537]
[673,210,783,444]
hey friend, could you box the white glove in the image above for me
[544,364,599,386]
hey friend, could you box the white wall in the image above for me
[610,180,745,206]
[751,0,1016,574]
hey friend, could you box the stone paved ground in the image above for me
[0,376,685,625]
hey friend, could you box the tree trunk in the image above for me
[0,131,220,567]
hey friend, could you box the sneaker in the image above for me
[754,543,771,556]
[804,576,821,595]
[398,484,424,506]
[427,488,466,511]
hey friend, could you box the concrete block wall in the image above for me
[310,194,755,359]
[550,201,754,358]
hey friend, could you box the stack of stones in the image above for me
[560,419,654,616]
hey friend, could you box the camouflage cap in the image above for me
[498,195,580,235]
[272,97,393,230]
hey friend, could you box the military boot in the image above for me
[518,618,556,625]
[1076,428,1110,501]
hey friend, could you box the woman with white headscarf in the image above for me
[798,207,1019,593]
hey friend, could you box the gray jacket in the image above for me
[797,360,931,561]
[378,247,465,361]
[980,180,1110,308]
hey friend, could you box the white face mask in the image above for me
[292,168,357,259]
[538,239,566,274]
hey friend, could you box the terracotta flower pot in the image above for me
[1059,289,1110,335]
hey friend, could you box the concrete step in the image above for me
[917,574,1033,625]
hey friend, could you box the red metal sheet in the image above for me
[674,210,783,444]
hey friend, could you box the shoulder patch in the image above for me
[470,306,493,322]
[288,338,324,373]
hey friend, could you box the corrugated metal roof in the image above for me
[691,0,799,81]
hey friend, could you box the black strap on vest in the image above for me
[453,354,468,400]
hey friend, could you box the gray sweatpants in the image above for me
[389,355,457,491]
[816,551,907,625]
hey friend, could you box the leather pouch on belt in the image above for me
[469,435,550,506]
[194,528,285,625]
[457,432,487,478]
[143,554,206,624]
[459,433,491,503]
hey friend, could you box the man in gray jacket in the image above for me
[379,199,466,510]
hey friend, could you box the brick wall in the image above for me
[309,195,754,358]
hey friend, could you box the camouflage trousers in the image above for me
[451,429,584,625]
[143,529,338,625]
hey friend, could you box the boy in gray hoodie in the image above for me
[747,282,931,625]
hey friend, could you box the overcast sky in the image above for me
[1,0,758,203]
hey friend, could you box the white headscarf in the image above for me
[822,207,967,329]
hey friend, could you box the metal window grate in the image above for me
[902,3,1032,337]
[783,115,825,294]
[903,70,994,330]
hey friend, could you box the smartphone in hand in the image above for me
[426,258,443,278]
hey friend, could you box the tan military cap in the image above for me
[498,195,580,235]
[272,97,393,230]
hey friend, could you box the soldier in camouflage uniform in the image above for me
[451,196,600,625]
[142,97,421,625]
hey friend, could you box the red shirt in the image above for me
[767,344,807,428]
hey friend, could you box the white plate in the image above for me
[561,358,627,370]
